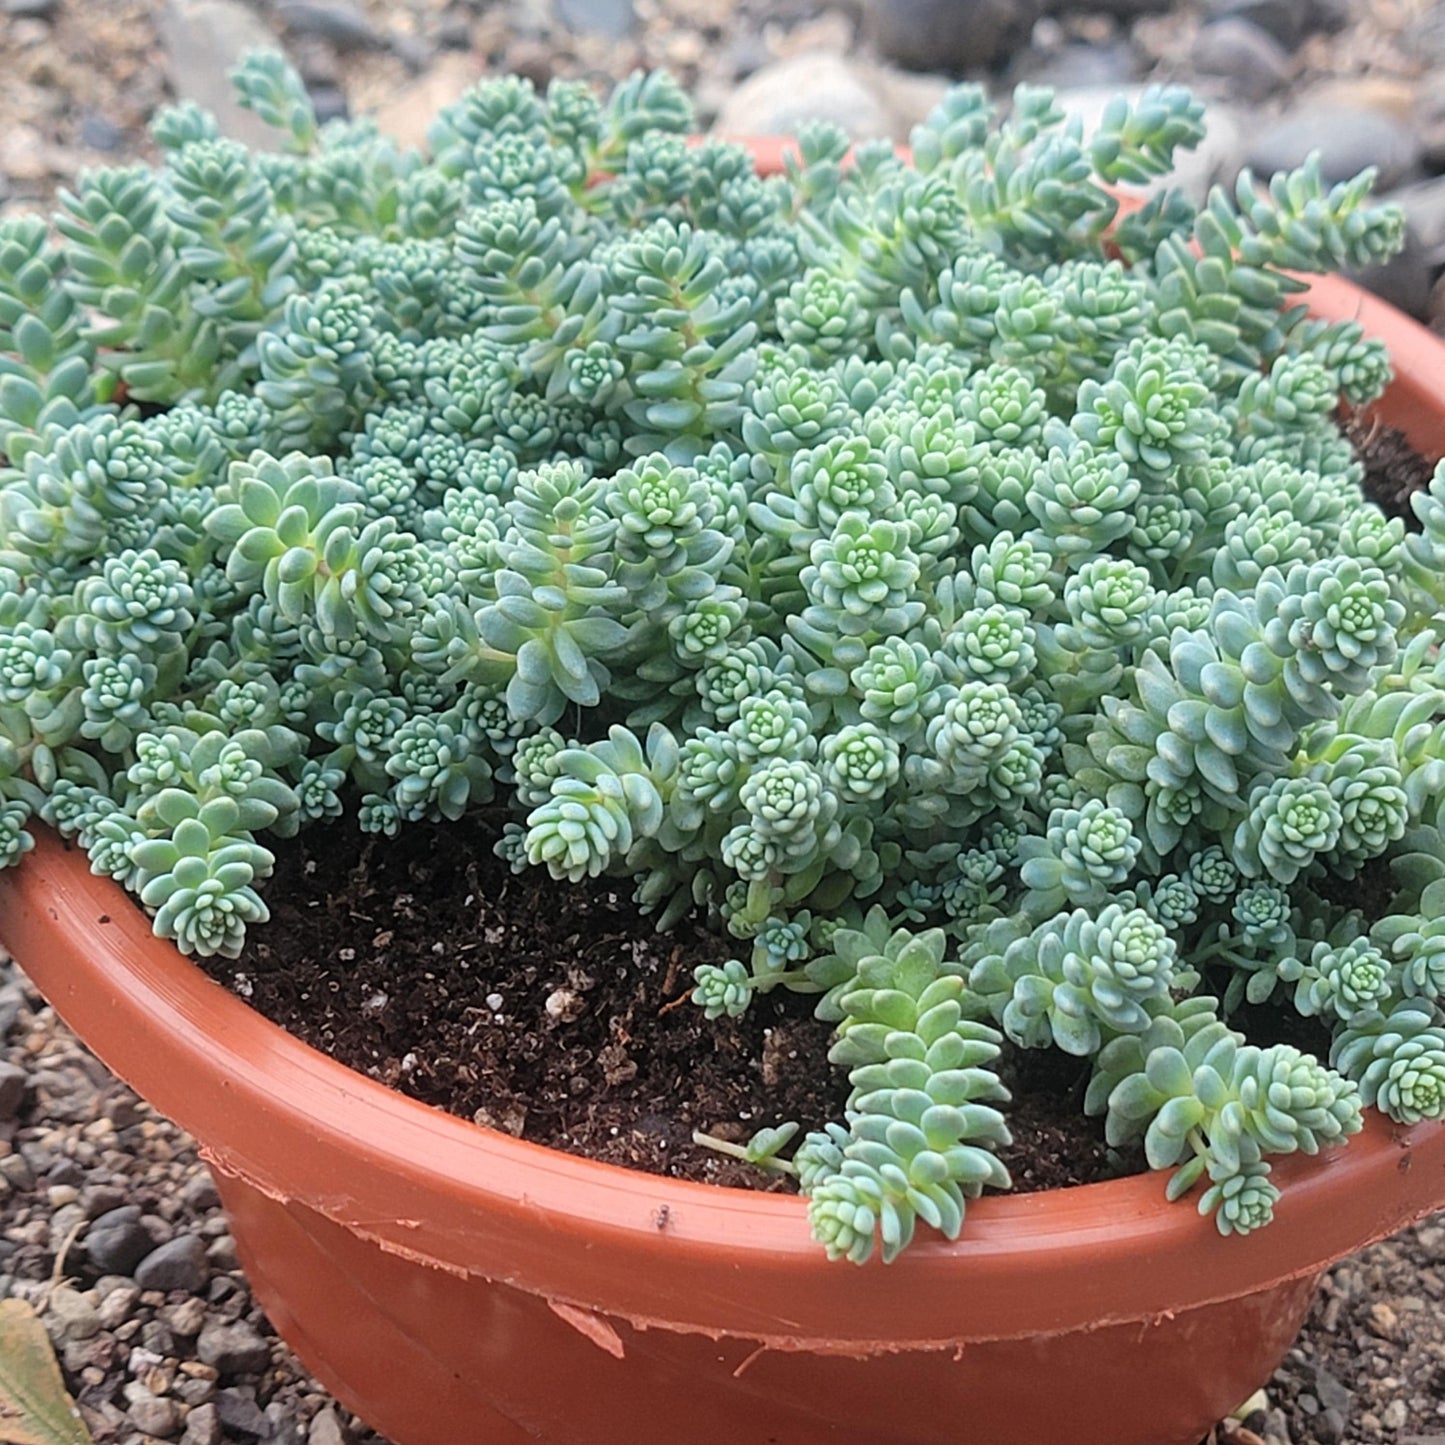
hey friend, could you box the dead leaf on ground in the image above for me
[0,1299,92,1445]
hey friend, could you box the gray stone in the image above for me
[554,0,634,40]
[1246,105,1420,191]
[1349,223,1435,320]
[182,1402,222,1445]
[1192,18,1290,104]
[437,10,472,50]
[1386,177,1445,260]
[392,32,432,73]
[308,1408,349,1445]
[159,1296,208,1336]
[308,85,350,125]
[128,1394,181,1438]
[213,1387,269,1435]
[1078,0,1171,13]
[275,0,384,50]
[1405,2,1445,65]
[1312,1365,1351,1415]
[0,1152,33,1189]
[1199,0,1311,49]
[176,1377,216,1407]
[864,0,1042,73]
[205,1233,238,1270]
[0,1061,26,1122]
[1316,1405,1346,1443]
[45,1158,83,1188]
[1014,42,1138,92]
[96,1282,141,1329]
[81,1184,128,1218]
[2,0,57,17]
[46,1286,100,1342]
[0,980,27,1035]
[85,1206,154,1276]
[79,113,127,153]
[135,1233,208,1294]
[180,1171,220,1214]
[197,1320,270,1375]
[262,1404,304,1445]
[713,53,893,141]
[1263,1406,1294,1444]
[159,0,292,151]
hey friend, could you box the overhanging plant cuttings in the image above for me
[2,56,1443,1264]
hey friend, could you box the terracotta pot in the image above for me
[5,191,1445,1445]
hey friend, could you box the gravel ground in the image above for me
[2,950,1443,1445]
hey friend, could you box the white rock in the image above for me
[158,0,289,152]
[713,53,894,142]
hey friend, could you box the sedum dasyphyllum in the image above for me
[2,56,1444,1262]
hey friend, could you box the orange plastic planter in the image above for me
[4,217,1445,1445]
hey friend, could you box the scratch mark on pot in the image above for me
[548,1299,626,1358]
[732,1344,768,1378]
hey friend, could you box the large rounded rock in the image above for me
[1246,102,1421,190]
[713,53,894,141]
[1198,0,1314,49]
[1192,18,1290,104]
[863,0,1042,73]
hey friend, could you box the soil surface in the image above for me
[1346,414,1437,529]
[205,812,1123,1193]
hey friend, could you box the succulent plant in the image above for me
[1,54,1438,1263]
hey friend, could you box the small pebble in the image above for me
[78,113,126,153]
[128,1393,181,1437]
[46,1285,101,1342]
[198,1321,271,1375]
[97,1283,141,1328]
[136,1233,208,1294]
[85,1205,154,1275]
[1381,1399,1409,1430]
[214,1386,271,1436]
[206,1234,238,1269]
[309,1408,349,1445]
[182,1402,222,1445]
[181,1173,220,1212]
[161,1296,209,1337]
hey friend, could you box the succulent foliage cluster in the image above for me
[3,56,1443,1262]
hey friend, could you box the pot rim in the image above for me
[9,828,1445,1345]
[4,255,1445,1351]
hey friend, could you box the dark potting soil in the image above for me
[206,812,1123,1195]
[1346,412,1435,529]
